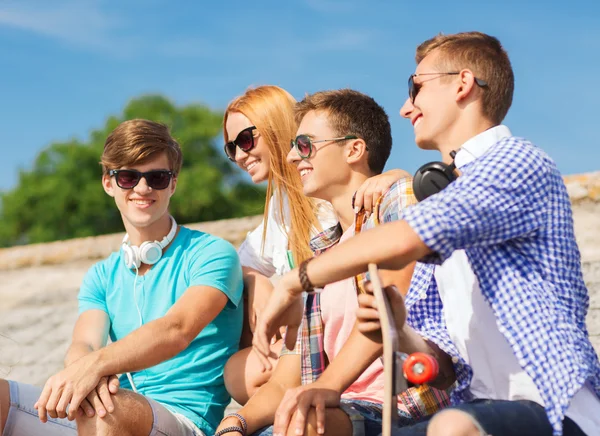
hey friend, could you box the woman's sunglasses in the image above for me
[290,134,358,159]
[408,72,488,103]
[108,169,174,190]
[224,126,257,162]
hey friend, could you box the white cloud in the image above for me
[0,0,127,53]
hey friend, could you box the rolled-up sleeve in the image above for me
[403,139,552,263]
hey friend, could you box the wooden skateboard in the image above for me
[367,264,439,436]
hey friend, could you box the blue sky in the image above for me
[1,0,599,192]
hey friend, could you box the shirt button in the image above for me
[419,291,427,300]
[452,356,459,364]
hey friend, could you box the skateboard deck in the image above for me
[368,263,405,436]
[367,264,439,436]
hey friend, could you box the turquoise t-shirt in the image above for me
[78,226,243,435]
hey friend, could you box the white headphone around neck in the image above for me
[122,216,178,269]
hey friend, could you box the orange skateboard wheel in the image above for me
[403,352,439,385]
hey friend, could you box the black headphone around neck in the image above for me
[412,150,458,202]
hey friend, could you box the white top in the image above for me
[435,125,600,435]
[238,190,338,276]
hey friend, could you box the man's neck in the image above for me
[123,213,173,246]
[437,117,496,164]
[327,175,370,232]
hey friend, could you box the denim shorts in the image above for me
[3,380,205,436]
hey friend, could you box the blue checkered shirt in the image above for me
[396,136,600,435]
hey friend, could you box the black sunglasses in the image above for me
[108,169,174,190]
[408,72,488,103]
[224,126,257,162]
[291,134,358,159]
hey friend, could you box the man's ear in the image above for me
[456,69,478,103]
[102,173,115,197]
[346,138,368,165]
[170,176,177,197]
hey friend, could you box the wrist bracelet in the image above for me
[215,426,244,436]
[299,259,315,293]
[224,413,247,435]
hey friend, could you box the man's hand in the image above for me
[253,274,304,371]
[78,375,120,419]
[274,384,341,436]
[35,354,102,422]
[356,282,407,340]
[353,169,411,214]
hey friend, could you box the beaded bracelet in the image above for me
[224,413,247,435]
[214,426,244,436]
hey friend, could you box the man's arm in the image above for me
[216,353,301,435]
[64,309,110,367]
[252,220,429,361]
[304,221,427,289]
[35,284,229,421]
[63,309,121,419]
[310,264,416,394]
[94,285,228,374]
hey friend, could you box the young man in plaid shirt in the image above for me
[255,32,600,436]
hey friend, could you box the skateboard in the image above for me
[367,264,439,436]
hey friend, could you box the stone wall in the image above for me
[0,215,263,271]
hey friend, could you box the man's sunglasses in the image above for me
[408,72,488,103]
[108,169,174,190]
[291,134,358,159]
[224,126,257,162]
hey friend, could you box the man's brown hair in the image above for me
[416,31,514,124]
[101,119,183,174]
[294,89,392,174]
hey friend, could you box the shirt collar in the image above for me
[454,125,512,169]
[309,223,343,255]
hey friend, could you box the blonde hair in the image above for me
[416,31,514,124]
[224,86,320,266]
[101,119,182,174]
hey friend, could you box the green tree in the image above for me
[0,95,265,247]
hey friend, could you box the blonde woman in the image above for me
[222,85,406,405]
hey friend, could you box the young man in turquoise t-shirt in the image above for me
[0,119,243,436]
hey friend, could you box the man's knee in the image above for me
[76,389,153,436]
[0,379,10,434]
[427,409,484,436]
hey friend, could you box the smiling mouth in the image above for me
[299,169,312,178]
[246,160,260,171]
[413,116,423,127]
[130,199,154,206]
